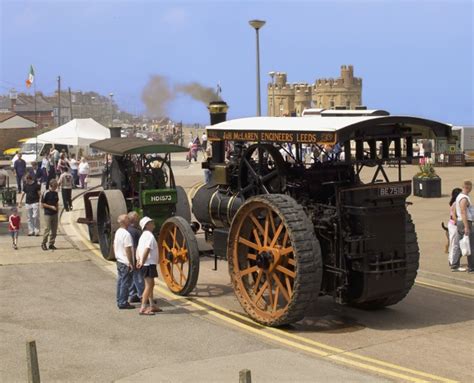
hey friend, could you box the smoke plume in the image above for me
[175,82,220,104]
[141,75,221,118]
[141,75,174,117]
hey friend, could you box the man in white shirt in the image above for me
[113,214,135,309]
[136,216,161,315]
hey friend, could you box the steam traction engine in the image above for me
[190,101,451,326]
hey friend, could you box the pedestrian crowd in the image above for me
[113,214,162,316]
[3,148,91,251]
[447,180,473,273]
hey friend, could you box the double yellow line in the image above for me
[66,210,459,383]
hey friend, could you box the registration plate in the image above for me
[377,185,408,197]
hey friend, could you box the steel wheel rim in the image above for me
[231,202,296,321]
[159,221,191,293]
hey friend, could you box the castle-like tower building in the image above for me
[267,65,362,116]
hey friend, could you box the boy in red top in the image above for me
[8,207,21,250]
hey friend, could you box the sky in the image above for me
[0,0,472,125]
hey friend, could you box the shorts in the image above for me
[142,264,158,278]
[10,230,19,239]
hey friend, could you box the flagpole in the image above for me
[34,75,38,159]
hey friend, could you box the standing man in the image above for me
[28,161,41,184]
[41,179,59,251]
[113,214,135,310]
[40,154,50,190]
[18,174,41,236]
[201,131,208,151]
[58,166,73,211]
[127,211,144,303]
[13,153,26,193]
[422,139,433,161]
[455,180,474,273]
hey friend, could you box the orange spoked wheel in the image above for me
[228,194,322,327]
[158,216,200,296]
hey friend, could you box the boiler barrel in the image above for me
[192,184,243,228]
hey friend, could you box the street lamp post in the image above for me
[249,19,266,116]
[109,92,114,126]
[268,71,276,116]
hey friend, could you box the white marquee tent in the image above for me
[37,118,110,146]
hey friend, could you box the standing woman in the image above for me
[455,180,474,273]
[78,157,90,189]
[69,154,79,188]
[448,188,462,269]
[136,217,162,315]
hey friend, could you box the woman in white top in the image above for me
[136,217,162,315]
[455,180,474,272]
[78,157,90,189]
[448,188,462,269]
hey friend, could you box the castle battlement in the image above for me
[267,65,363,116]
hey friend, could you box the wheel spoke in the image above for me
[282,230,289,247]
[252,269,264,293]
[287,257,296,266]
[249,213,265,237]
[247,253,257,261]
[254,280,268,303]
[280,246,294,256]
[272,274,290,302]
[264,213,270,247]
[276,265,296,279]
[252,229,263,249]
[178,262,186,285]
[270,223,284,248]
[162,241,171,253]
[272,285,280,312]
[285,275,293,297]
[266,276,274,308]
[238,236,260,251]
[239,265,258,277]
[172,226,177,248]
[243,158,259,179]
[261,169,278,183]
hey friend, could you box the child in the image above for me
[8,207,21,250]
[136,217,162,315]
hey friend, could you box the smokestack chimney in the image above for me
[9,88,17,112]
[208,101,228,163]
[109,126,121,138]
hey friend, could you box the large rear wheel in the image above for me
[97,190,127,261]
[158,216,200,296]
[88,197,99,243]
[351,211,420,309]
[228,194,322,327]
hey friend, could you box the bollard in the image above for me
[26,340,41,383]
[239,369,251,383]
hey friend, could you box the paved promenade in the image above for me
[0,155,472,381]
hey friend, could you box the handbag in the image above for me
[460,235,471,256]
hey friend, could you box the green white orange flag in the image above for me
[26,65,35,88]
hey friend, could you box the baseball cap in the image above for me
[139,216,154,230]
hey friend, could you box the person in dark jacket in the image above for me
[127,211,144,303]
[13,153,27,193]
